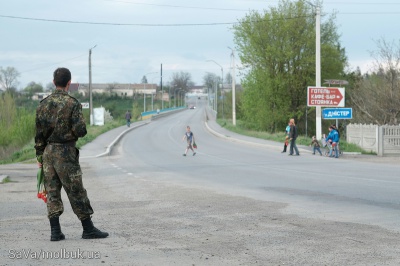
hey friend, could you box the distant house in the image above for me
[32,92,51,100]
[69,83,80,94]
[189,85,206,94]
[186,85,207,98]
[71,83,157,97]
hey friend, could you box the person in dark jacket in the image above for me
[310,136,322,155]
[125,110,132,127]
[35,67,108,241]
[288,118,300,156]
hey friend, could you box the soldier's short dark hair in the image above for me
[53,67,71,87]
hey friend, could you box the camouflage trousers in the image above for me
[43,144,94,220]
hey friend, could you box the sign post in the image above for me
[308,86,345,137]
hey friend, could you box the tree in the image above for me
[0,67,20,92]
[225,72,233,86]
[170,71,194,92]
[141,75,148,84]
[106,83,118,96]
[233,0,347,132]
[0,92,16,128]
[203,72,219,90]
[349,39,400,125]
[24,82,43,96]
[46,82,56,92]
[170,71,195,101]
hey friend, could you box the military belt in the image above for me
[47,141,76,147]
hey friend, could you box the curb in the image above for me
[87,109,186,158]
[203,109,310,153]
[204,120,281,150]
[95,121,150,157]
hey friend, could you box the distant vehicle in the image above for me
[198,97,201,99]
[189,105,195,109]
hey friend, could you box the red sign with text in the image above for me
[307,87,345,107]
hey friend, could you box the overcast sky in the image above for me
[1,0,399,89]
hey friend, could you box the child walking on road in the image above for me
[310,136,322,155]
[182,126,196,156]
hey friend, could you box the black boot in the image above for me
[49,217,65,241]
[81,218,109,239]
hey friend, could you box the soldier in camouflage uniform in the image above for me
[35,67,108,241]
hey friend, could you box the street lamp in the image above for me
[143,72,157,112]
[228,46,236,126]
[168,86,171,108]
[179,90,185,107]
[174,88,181,107]
[206,60,224,118]
[88,44,97,126]
[150,76,158,110]
[306,1,322,139]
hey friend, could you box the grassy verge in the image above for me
[0,119,125,164]
[217,119,370,154]
[0,176,12,184]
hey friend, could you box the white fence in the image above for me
[346,124,400,156]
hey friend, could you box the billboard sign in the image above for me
[307,87,345,107]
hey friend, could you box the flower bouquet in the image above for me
[36,155,47,203]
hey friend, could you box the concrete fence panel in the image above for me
[347,123,400,156]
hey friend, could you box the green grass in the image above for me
[217,118,372,154]
[76,119,125,149]
[0,176,12,184]
[0,95,143,164]
[0,119,125,164]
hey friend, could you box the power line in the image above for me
[106,0,400,9]
[1,10,398,28]
[0,14,234,26]
[0,14,315,26]
[325,1,400,4]
[336,12,400,14]
[103,0,254,11]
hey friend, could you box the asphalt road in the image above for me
[116,102,400,232]
[1,101,400,265]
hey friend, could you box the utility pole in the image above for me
[306,1,322,139]
[206,60,223,118]
[143,83,146,113]
[161,64,163,109]
[88,45,97,126]
[228,47,236,126]
[214,81,217,111]
[143,72,158,113]
[221,68,224,119]
[315,5,322,140]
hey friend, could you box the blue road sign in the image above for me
[322,108,352,119]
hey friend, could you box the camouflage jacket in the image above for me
[34,89,87,156]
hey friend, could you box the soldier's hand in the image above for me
[36,155,43,168]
